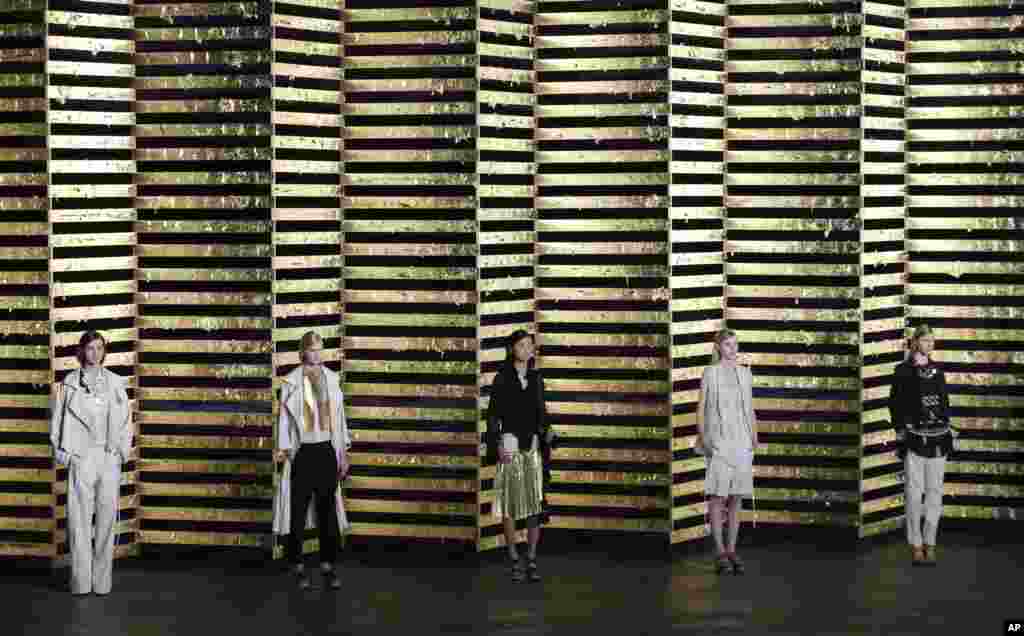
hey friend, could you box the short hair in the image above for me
[911,324,933,341]
[299,331,323,363]
[76,330,107,366]
[714,328,737,345]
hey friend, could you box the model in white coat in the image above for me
[272,331,350,589]
[49,331,131,595]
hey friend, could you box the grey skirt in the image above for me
[493,446,544,521]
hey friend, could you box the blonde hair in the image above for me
[711,328,737,364]
[908,324,934,356]
[299,331,323,363]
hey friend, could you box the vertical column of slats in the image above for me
[669,0,726,544]
[0,1,51,561]
[342,1,479,543]
[907,1,1024,525]
[858,0,906,538]
[725,0,863,530]
[271,0,343,557]
[134,0,274,549]
[536,1,671,536]
[47,0,138,562]
[476,0,535,551]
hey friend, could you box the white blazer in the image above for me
[50,368,131,464]
[272,365,350,535]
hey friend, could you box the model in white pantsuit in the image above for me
[50,358,131,595]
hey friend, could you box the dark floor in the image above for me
[3,529,1020,636]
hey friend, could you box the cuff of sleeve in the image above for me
[55,449,69,465]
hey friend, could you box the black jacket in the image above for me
[889,358,954,457]
[484,363,554,522]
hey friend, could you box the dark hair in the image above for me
[505,329,535,369]
[77,330,107,366]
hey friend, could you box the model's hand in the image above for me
[273,449,288,463]
[545,428,556,445]
[337,454,350,480]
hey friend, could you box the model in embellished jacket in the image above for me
[49,330,131,595]
[485,330,555,583]
[889,324,957,566]
[273,331,350,589]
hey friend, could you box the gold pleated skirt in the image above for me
[493,447,544,521]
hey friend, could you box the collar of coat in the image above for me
[59,368,126,434]
[281,365,341,426]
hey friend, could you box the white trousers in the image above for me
[904,451,946,547]
[68,446,121,594]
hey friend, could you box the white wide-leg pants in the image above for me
[904,451,946,547]
[67,446,121,594]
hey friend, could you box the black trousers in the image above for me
[288,441,340,565]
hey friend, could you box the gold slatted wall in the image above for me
[907,0,1024,524]
[134,0,274,549]
[536,1,671,536]
[271,0,344,557]
[341,1,479,543]
[476,0,535,551]
[0,0,51,561]
[725,0,863,530]
[858,0,906,538]
[669,0,727,544]
[48,0,138,562]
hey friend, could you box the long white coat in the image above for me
[50,368,132,462]
[272,365,350,535]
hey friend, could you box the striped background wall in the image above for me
[725,0,864,531]
[133,0,274,550]
[0,0,51,561]
[0,0,1021,563]
[536,1,671,538]
[341,0,480,543]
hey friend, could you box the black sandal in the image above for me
[715,554,734,575]
[526,557,540,583]
[728,553,745,575]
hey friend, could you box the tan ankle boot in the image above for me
[911,546,925,566]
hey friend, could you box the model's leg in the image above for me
[311,445,341,587]
[288,447,314,587]
[68,449,97,595]
[922,453,946,563]
[708,496,725,555]
[904,452,926,563]
[726,495,742,554]
[92,451,121,594]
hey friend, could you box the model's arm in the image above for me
[49,382,69,466]
[114,378,132,462]
[484,373,505,464]
[276,384,295,463]
[749,368,759,451]
[696,369,708,454]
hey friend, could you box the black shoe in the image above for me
[293,565,311,590]
[322,566,341,590]
[715,555,734,575]
[526,558,541,583]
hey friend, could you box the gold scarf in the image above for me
[302,368,333,433]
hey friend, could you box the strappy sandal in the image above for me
[526,557,541,583]
[510,556,526,582]
[728,552,745,575]
[715,554,734,575]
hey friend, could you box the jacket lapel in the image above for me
[282,369,304,430]
[62,372,97,435]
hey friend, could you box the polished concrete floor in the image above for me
[3,529,1019,635]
